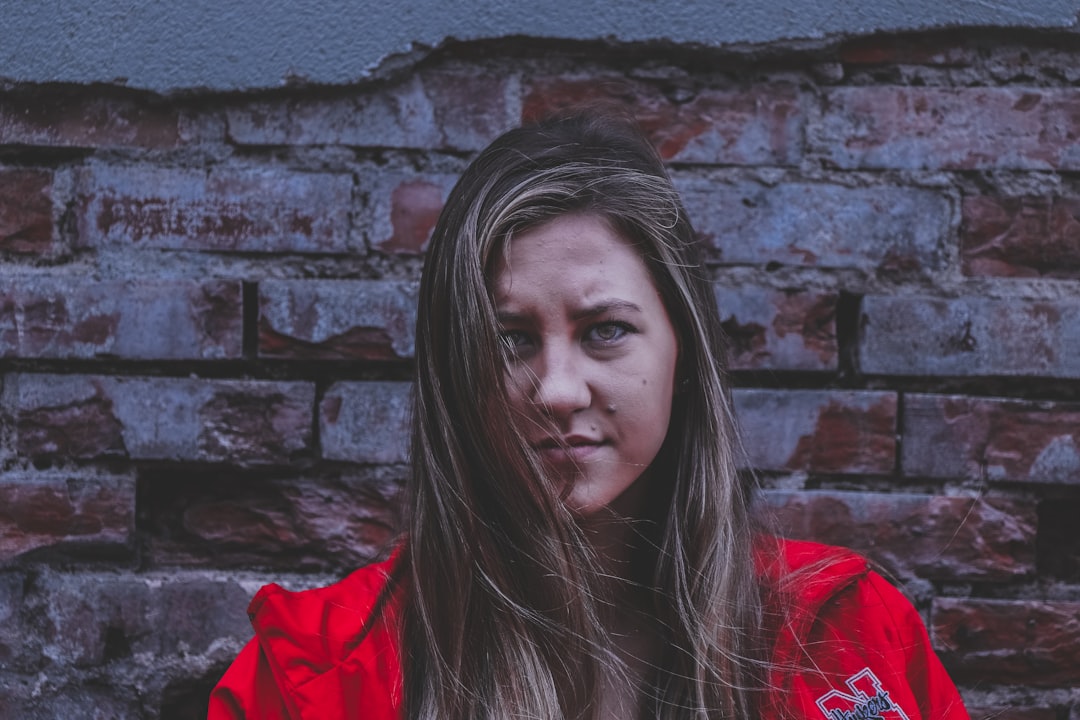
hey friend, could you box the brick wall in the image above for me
[2,29,1079,719]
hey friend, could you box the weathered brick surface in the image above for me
[364,172,458,254]
[5,31,1080,719]
[903,394,1080,483]
[816,87,1080,170]
[4,375,314,464]
[38,572,253,668]
[839,34,974,66]
[0,91,180,148]
[0,278,242,359]
[934,598,1080,687]
[961,194,1080,278]
[760,491,1036,581]
[141,470,401,571]
[226,69,520,150]
[964,708,1057,720]
[714,286,837,371]
[0,168,55,256]
[524,78,804,164]
[0,676,145,720]
[75,164,355,253]
[733,389,897,474]
[678,177,950,270]
[320,381,411,464]
[259,280,418,360]
[0,572,38,672]
[0,472,134,562]
[860,296,1080,378]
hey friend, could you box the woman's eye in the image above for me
[499,330,531,352]
[588,322,631,343]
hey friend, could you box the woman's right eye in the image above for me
[499,330,532,353]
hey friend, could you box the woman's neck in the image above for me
[579,510,663,720]
[579,474,657,597]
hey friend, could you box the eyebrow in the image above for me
[496,300,644,324]
[570,300,643,321]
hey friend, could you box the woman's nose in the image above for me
[531,346,591,417]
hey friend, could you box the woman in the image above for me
[209,112,969,719]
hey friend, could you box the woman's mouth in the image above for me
[535,436,606,465]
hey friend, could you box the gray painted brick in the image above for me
[1,278,242,359]
[714,286,837,371]
[860,295,1080,378]
[524,79,805,165]
[903,393,1080,482]
[363,171,458,254]
[259,279,418,360]
[3,374,314,464]
[75,163,355,254]
[733,388,897,474]
[816,87,1080,170]
[227,69,520,150]
[679,177,951,270]
[320,381,411,464]
[0,471,135,562]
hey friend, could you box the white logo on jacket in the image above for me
[815,668,912,720]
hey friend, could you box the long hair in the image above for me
[403,111,762,719]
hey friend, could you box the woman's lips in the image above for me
[535,438,606,465]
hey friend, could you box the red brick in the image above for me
[366,173,457,255]
[524,77,803,165]
[903,394,1080,483]
[75,164,355,253]
[0,90,180,148]
[0,278,242,359]
[933,598,1080,687]
[961,195,1080,279]
[0,472,134,562]
[839,34,974,66]
[714,286,837,371]
[760,491,1036,581]
[0,169,54,256]
[259,280,417,360]
[141,469,401,571]
[226,68,519,150]
[816,87,1080,170]
[4,375,314,465]
[733,389,896,474]
[860,296,1080,378]
[678,176,949,270]
[320,382,410,464]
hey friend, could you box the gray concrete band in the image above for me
[1,0,1079,92]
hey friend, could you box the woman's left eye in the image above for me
[587,322,632,343]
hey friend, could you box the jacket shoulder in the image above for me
[210,557,403,719]
[758,538,970,720]
[755,536,869,592]
[248,555,401,674]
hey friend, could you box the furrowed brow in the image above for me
[569,300,643,322]
[496,310,530,325]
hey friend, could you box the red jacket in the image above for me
[209,539,969,719]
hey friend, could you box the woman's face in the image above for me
[490,213,680,516]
